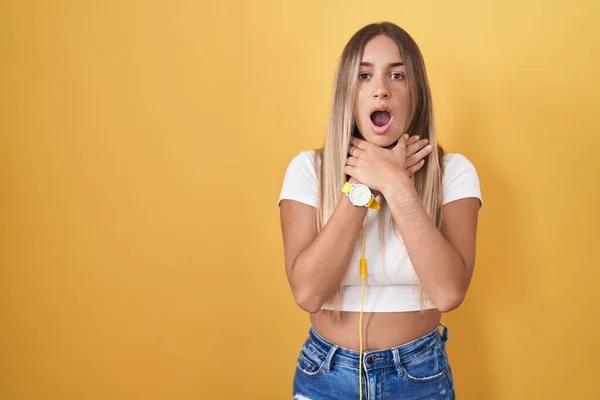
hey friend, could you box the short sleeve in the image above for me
[277,151,318,208]
[443,153,483,208]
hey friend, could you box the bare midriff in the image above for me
[310,308,442,351]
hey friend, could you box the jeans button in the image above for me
[365,356,374,365]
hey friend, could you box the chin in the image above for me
[357,118,402,148]
[365,133,400,149]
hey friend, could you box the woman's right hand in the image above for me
[347,135,431,185]
[405,135,433,175]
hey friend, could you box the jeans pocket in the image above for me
[401,344,448,383]
[296,341,327,377]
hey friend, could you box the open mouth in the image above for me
[370,109,393,134]
[371,110,391,127]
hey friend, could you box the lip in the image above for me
[369,105,393,135]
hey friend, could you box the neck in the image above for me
[385,139,399,150]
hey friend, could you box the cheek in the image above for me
[393,86,411,108]
[354,90,370,124]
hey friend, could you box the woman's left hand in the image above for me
[344,134,411,193]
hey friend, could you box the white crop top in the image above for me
[277,150,483,312]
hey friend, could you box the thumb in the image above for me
[393,133,409,153]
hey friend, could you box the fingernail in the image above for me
[424,139,429,144]
[426,145,433,150]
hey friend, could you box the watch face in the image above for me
[349,184,371,206]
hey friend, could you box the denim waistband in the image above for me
[306,323,449,372]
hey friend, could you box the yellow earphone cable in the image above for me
[359,223,367,400]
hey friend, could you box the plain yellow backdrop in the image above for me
[1,1,599,399]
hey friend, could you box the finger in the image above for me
[351,137,370,149]
[348,146,363,157]
[346,156,358,166]
[406,159,425,176]
[393,134,409,152]
[406,138,428,157]
[343,165,356,177]
[407,144,433,166]
[407,135,420,146]
[406,145,432,168]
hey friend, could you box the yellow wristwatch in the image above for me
[342,182,380,210]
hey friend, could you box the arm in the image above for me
[279,137,433,313]
[382,176,480,312]
[279,186,367,314]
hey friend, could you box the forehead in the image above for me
[360,35,403,64]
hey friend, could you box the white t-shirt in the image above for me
[277,150,482,312]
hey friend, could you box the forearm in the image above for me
[382,176,470,311]
[291,196,367,313]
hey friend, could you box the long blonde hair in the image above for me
[315,22,446,314]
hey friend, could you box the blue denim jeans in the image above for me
[293,323,455,399]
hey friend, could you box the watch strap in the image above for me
[367,196,380,210]
[341,181,353,195]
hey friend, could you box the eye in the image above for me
[391,72,406,80]
[358,72,370,80]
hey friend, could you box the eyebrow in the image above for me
[360,61,404,67]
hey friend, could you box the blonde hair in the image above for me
[314,22,446,317]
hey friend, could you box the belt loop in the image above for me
[323,344,338,372]
[391,348,403,376]
[439,322,449,342]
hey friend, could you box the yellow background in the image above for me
[2,1,599,399]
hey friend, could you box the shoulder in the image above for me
[287,149,319,169]
[442,152,476,172]
[280,149,321,179]
[277,149,320,208]
[441,152,482,207]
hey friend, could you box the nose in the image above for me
[373,80,390,100]
[374,90,390,99]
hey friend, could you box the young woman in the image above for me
[278,22,482,399]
